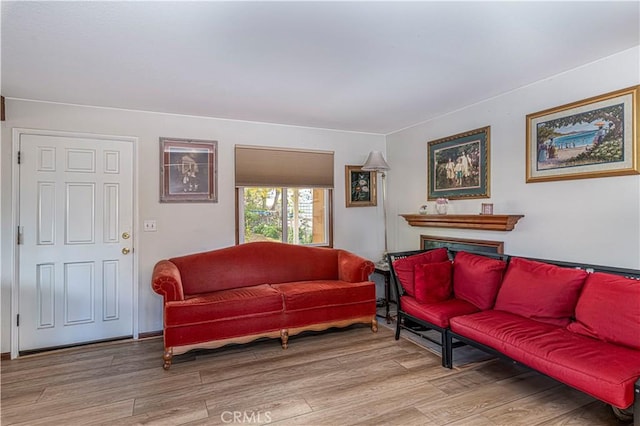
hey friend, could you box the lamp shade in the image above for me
[361,151,390,172]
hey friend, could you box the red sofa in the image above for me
[389,248,640,423]
[152,242,377,369]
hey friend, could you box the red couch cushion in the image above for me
[450,310,562,349]
[271,280,375,311]
[392,248,449,296]
[494,257,588,326]
[164,284,284,326]
[401,295,479,328]
[453,251,507,310]
[450,311,640,408]
[567,272,640,350]
[414,260,453,304]
[283,303,376,329]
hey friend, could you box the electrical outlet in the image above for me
[143,220,157,232]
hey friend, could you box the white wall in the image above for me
[3,47,638,354]
[386,47,640,269]
[0,102,386,352]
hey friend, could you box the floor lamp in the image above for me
[362,151,390,267]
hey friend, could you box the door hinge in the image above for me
[17,226,23,245]
[17,150,21,164]
[16,314,19,327]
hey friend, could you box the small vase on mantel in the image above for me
[435,198,449,215]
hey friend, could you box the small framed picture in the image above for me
[160,137,218,203]
[481,203,494,215]
[345,165,377,207]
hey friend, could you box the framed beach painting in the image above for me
[345,165,377,207]
[160,137,218,202]
[526,85,639,183]
[427,126,490,200]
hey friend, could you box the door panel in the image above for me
[66,183,95,244]
[36,263,55,328]
[19,133,134,351]
[37,182,56,245]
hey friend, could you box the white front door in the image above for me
[18,132,134,352]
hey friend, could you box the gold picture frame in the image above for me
[427,126,491,200]
[345,165,377,207]
[526,85,639,183]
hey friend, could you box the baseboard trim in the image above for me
[139,330,163,339]
[1,332,163,360]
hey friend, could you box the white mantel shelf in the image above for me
[400,214,525,231]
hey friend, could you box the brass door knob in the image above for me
[122,247,131,255]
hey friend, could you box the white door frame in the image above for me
[10,128,139,359]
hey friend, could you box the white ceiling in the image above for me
[2,1,639,135]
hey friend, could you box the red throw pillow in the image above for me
[494,257,588,327]
[567,272,640,350]
[392,248,449,296]
[414,260,453,304]
[452,251,507,310]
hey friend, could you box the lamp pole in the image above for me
[380,170,388,267]
[362,151,391,267]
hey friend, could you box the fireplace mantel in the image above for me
[400,214,524,231]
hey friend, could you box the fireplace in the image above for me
[420,234,504,254]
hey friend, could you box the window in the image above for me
[235,145,334,247]
[238,187,332,246]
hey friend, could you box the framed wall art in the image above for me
[345,165,377,207]
[526,85,639,183]
[427,126,490,200]
[160,137,218,203]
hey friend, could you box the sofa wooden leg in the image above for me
[280,329,289,349]
[371,317,378,333]
[163,348,173,370]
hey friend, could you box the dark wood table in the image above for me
[373,263,393,323]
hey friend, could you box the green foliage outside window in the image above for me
[243,188,315,245]
[244,188,282,242]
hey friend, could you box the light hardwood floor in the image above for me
[0,325,627,425]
